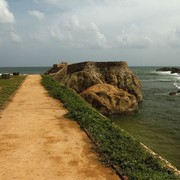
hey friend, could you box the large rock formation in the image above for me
[48,61,143,115]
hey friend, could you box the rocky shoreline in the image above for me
[156,67,180,96]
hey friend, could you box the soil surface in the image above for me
[0,75,119,180]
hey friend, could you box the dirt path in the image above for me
[0,75,119,180]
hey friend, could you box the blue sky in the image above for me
[0,0,180,66]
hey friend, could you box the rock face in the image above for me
[48,61,143,115]
[156,67,180,74]
[81,84,138,115]
[45,63,67,75]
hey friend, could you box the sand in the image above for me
[0,75,119,180]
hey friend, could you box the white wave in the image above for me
[156,71,172,75]
[173,83,180,89]
[171,73,180,77]
[141,79,172,82]
[156,71,180,77]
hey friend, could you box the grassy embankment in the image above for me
[42,75,179,180]
[0,76,26,108]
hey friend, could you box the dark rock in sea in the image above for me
[47,61,143,115]
[177,90,180,93]
[156,67,180,74]
[169,91,177,96]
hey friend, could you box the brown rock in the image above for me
[45,63,67,75]
[48,61,143,115]
[169,91,177,96]
[81,84,138,115]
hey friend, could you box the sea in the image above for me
[0,67,50,75]
[0,66,179,169]
[111,67,180,170]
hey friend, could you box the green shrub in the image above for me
[42,75,179,180]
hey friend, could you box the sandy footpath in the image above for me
[0,75,119,180]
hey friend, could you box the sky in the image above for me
[0,0,180,67]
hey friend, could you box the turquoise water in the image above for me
[111,67,180,169]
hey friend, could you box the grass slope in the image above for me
[0,76,26,108]
[42,75,179,180]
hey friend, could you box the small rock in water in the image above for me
[169,91,176,96]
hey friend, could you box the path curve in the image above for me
[0,75,119,180]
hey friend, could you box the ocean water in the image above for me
[111,67,180,169]
[0,67,50,75]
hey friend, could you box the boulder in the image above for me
[169,90,180,96]
[13,72,19,76]
[80,84,138,115]
[169,91,176,96]
[48,61,143,115]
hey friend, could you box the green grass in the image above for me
[41,75,179,180]
[0,76,26,108]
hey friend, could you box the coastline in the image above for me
[42,75,179,179]
[1,68,179,178]
[140,143,180,176]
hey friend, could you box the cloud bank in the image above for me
[0,0,180,66]
[0,0,15,23]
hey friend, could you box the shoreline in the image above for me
[140,143,180,175]
[115,126,180,175]
[42,75,179,179]
[1,72,179,178]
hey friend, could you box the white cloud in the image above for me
[0,0,15,23]
[28,10,45,21]
[88,22,107,48]
[11,32,23,43]
[115,25,153,48]
[49,15,107,48]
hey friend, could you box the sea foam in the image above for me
[173,83,180,89]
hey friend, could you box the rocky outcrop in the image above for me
[81,84,138,115]
[48,61,143,115]
[156,67,180,74]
